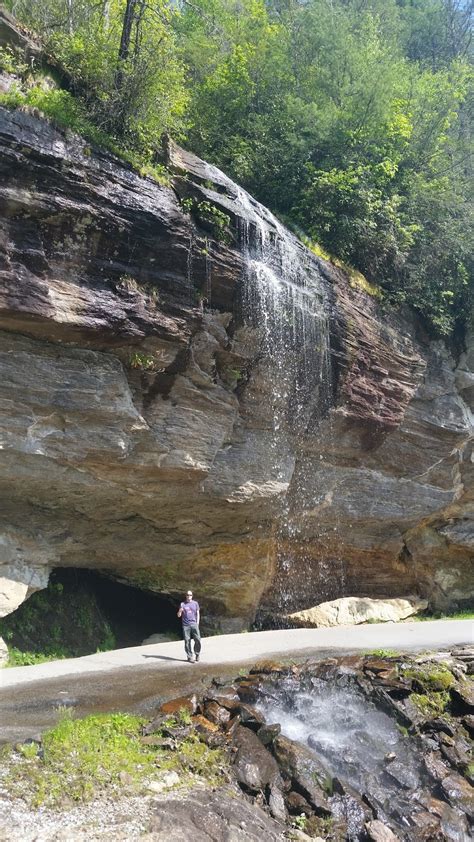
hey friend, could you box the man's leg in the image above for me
[183,626,193,661]
[191,624,201,659]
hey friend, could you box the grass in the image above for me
[366,649,399,658]
[412,609,474,622]
[5,647,68,667]
[411,691,450,718]
[5,709,228,808]
[401,665,455,692]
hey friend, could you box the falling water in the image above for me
[256,675,460,840]
[235,186,335,616]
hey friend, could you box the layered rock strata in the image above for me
[0,89,472,629]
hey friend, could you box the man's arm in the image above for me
[196,602,200,625]
[177,603,183,618]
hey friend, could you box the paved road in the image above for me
[1,620,472,744]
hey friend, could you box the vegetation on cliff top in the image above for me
[2,0,473,335]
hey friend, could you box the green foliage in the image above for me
[0,574,116,664]
[176,0,473,335]
[5,0,473,334]
[181,197,231,241]
[291,813,307,832]
[402,664,455,692]
[129,350,158,370]
[414,608,474,621]
[5,647,68,667]
[367,649,398,658]
[5,708,228,808]
[6,711,156,807]
[0,45,27,75]
[411,690,450,718]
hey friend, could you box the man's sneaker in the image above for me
[187,657,194,663]
[195,654,200,662]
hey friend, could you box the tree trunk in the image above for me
[118,0,138,63]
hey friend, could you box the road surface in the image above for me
[1,619,472,744]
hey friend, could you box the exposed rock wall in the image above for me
[0,102,472,630]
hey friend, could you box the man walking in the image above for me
[177,589,201,663]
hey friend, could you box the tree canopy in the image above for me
[2,0,473,334]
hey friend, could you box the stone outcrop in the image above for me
[0,20,472,630]
[286,596,428,628]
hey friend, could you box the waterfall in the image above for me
[235,186,335,617]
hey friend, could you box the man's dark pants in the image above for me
[183,623,201,660]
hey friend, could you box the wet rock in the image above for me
[159,694,199,716]
[371,686,415,727]
[257,723,281,746]
[192,714,220,736]
[286,790,313,815]
[461,714,474,737]
[237,702,265,731]
[365,819,400,841]
[423,751,450,783]
[225,715,241,738]
[249,661,289,675]
[363,659,398,675]
[451,681,474,714]
[203,700,231,726]
[383,759,421,790]
[268,782,287,822]
[272,735,332,815]
[422,717,456,737]
[415,791,471,841]
[232,725,282,794]
[329,791,372,838]
[440,771,474,819]
[439,737,472,773]
[236,680,262,705]
[206,686,240,708]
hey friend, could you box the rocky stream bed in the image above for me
[0,648,472,841]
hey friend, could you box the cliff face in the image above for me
[0,104,472,631]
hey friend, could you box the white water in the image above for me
[258,679,428,839]
[235,184,337,612]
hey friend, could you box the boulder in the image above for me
[159,695,198,716]
[142,633,179,644]
[203,700,231,726]
[146,787,284,840]
[272,735,332,814]
[232,725,282,793]
[365,819,400,841]
[0,636,8,666]
[286,596,428,627]
[440,772,474,819]
[451,681,474,714]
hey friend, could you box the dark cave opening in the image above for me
[81,568,182,648]
[0,568,182,658]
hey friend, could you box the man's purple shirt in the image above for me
[180,599,199,626]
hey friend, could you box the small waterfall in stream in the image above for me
[234,187,340,618]
[256,672,470,842]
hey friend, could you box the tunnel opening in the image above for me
[0,568,182,660]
